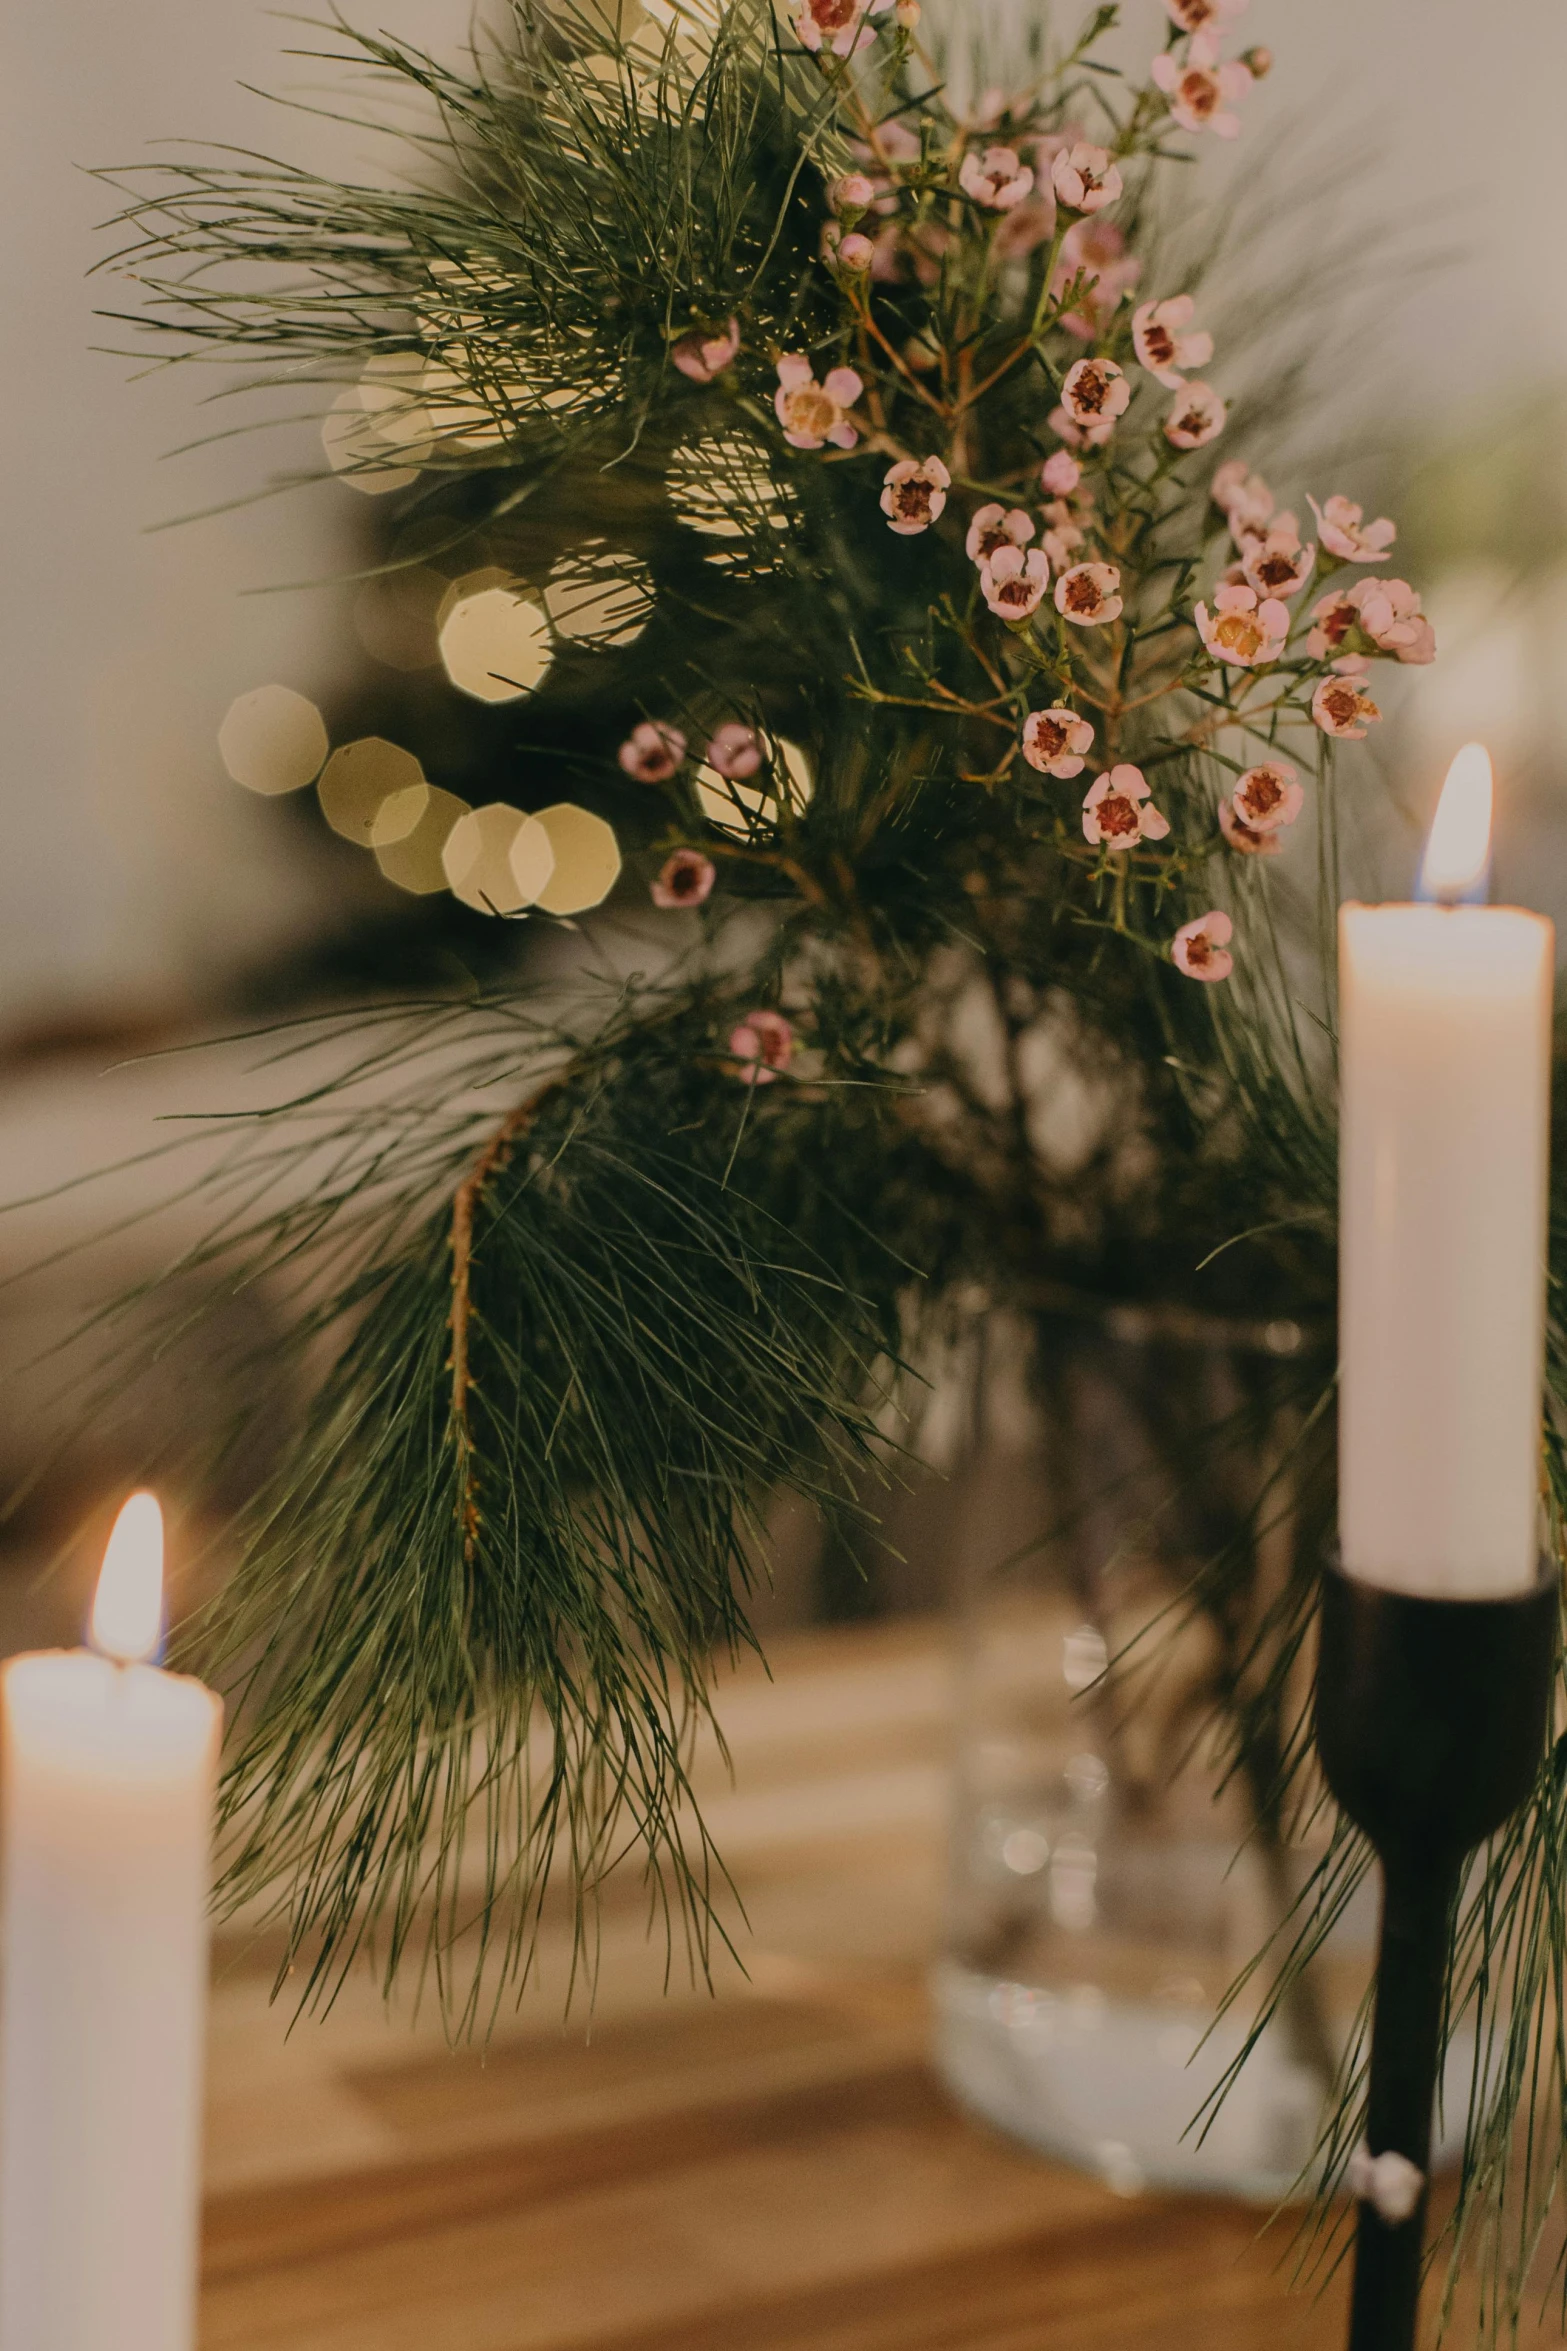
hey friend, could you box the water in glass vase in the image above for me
[929,1308,1473,2201]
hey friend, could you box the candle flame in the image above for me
[90,1492,164,1665]
[1418,743,1493,903]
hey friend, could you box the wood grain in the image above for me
[197,1619,1558,2349]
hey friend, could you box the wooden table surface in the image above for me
[197,1618,1554,2351]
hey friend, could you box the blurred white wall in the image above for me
[0,0,469,1036]
[1243,0,1567,414]
[3,0,1566,1030]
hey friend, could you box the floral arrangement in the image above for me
[89,1,1567,2327]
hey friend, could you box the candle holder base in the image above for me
[1314,1560,1557,2351]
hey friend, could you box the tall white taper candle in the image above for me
[1339,746,1553,1598]
[0,1495,221,2351]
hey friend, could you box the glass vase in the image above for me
[929,1303,1472,2202]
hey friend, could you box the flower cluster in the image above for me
[628,0,1434,1007]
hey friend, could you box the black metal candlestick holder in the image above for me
[1314,1559,1557,2351]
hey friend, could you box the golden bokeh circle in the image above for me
[666,430,795,573]
[442,804,556,915]
[318,737,427,845]
[218,685,328,796]
[358,354,435,465]
[508,815,556,906]
[694,738,813,836]
[371,783,471,895]
[438,584,554,703]
[530,804,622,914]
[542,543,655,648]
[321,387,419,497]
[434,569,515,632]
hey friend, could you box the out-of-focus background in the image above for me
[4,6,1567,2344]
[6,0,1567,1605]
[5,0,1566,1049]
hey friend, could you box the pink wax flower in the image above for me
[1062,356,1131,434]
[865,118,921,164]
[651,848,717,909]
[1304,586,1361,660]
[1054,217,1141,339]
[1165,381,1227,450]
[834,231,876,270]
[1355,578,1436,664]
[1165,0,1249,29]
[706,723,763,779]
[966,504,1036,565]
[1195,581,1288,666]
[881,455,952,534]
[1022,706,1094,778]
[1242,517,1315,600]
[1044,518,1086,569]
[1152,36,1253,139]
[1133,295,1213,389]
[1051,143,1123,213]
[1218,798,1282,856]
[1040,451,1081,496]
[831,172,878,213]
[618,722,687,782]
[1312,666,1382,739]
[1306,579,1434,664]
[1047,403,1112,451]
[1232,760,1303,833]
[774,353,864,450]
[959,146,1035,209]
[902,217,955,287]
[1172,909,1235,981]
[793,0,894,58]
[1210,458,1250,509]
[729,1008,794,1085]
[671,318,740,384]
[1243,44,1272,77]
[1211,461,1274,542]
[981,544,1052,621]
[1055,561,1123,627]
[870,223,904,283]
[1082,764,1171,852]
[1308,493,1396,563]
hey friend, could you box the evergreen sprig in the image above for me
[63,3,1567,2336]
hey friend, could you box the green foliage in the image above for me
[73,5,1567,2336]
[93,0,1351,2040]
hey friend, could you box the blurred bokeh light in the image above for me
[442,803,553,915]
[695,739,814,836]
[317,737,426,845]
[438,581,553,703]
[542,543,655,648]
[370,782,471,895]
[320,386,421,498]
[217,685,328,796]
[532,804,622,915]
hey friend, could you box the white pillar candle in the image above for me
[0,1495,221,2351]
[1339,746,1554,1598]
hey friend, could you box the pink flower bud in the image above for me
[831,173,878,213]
